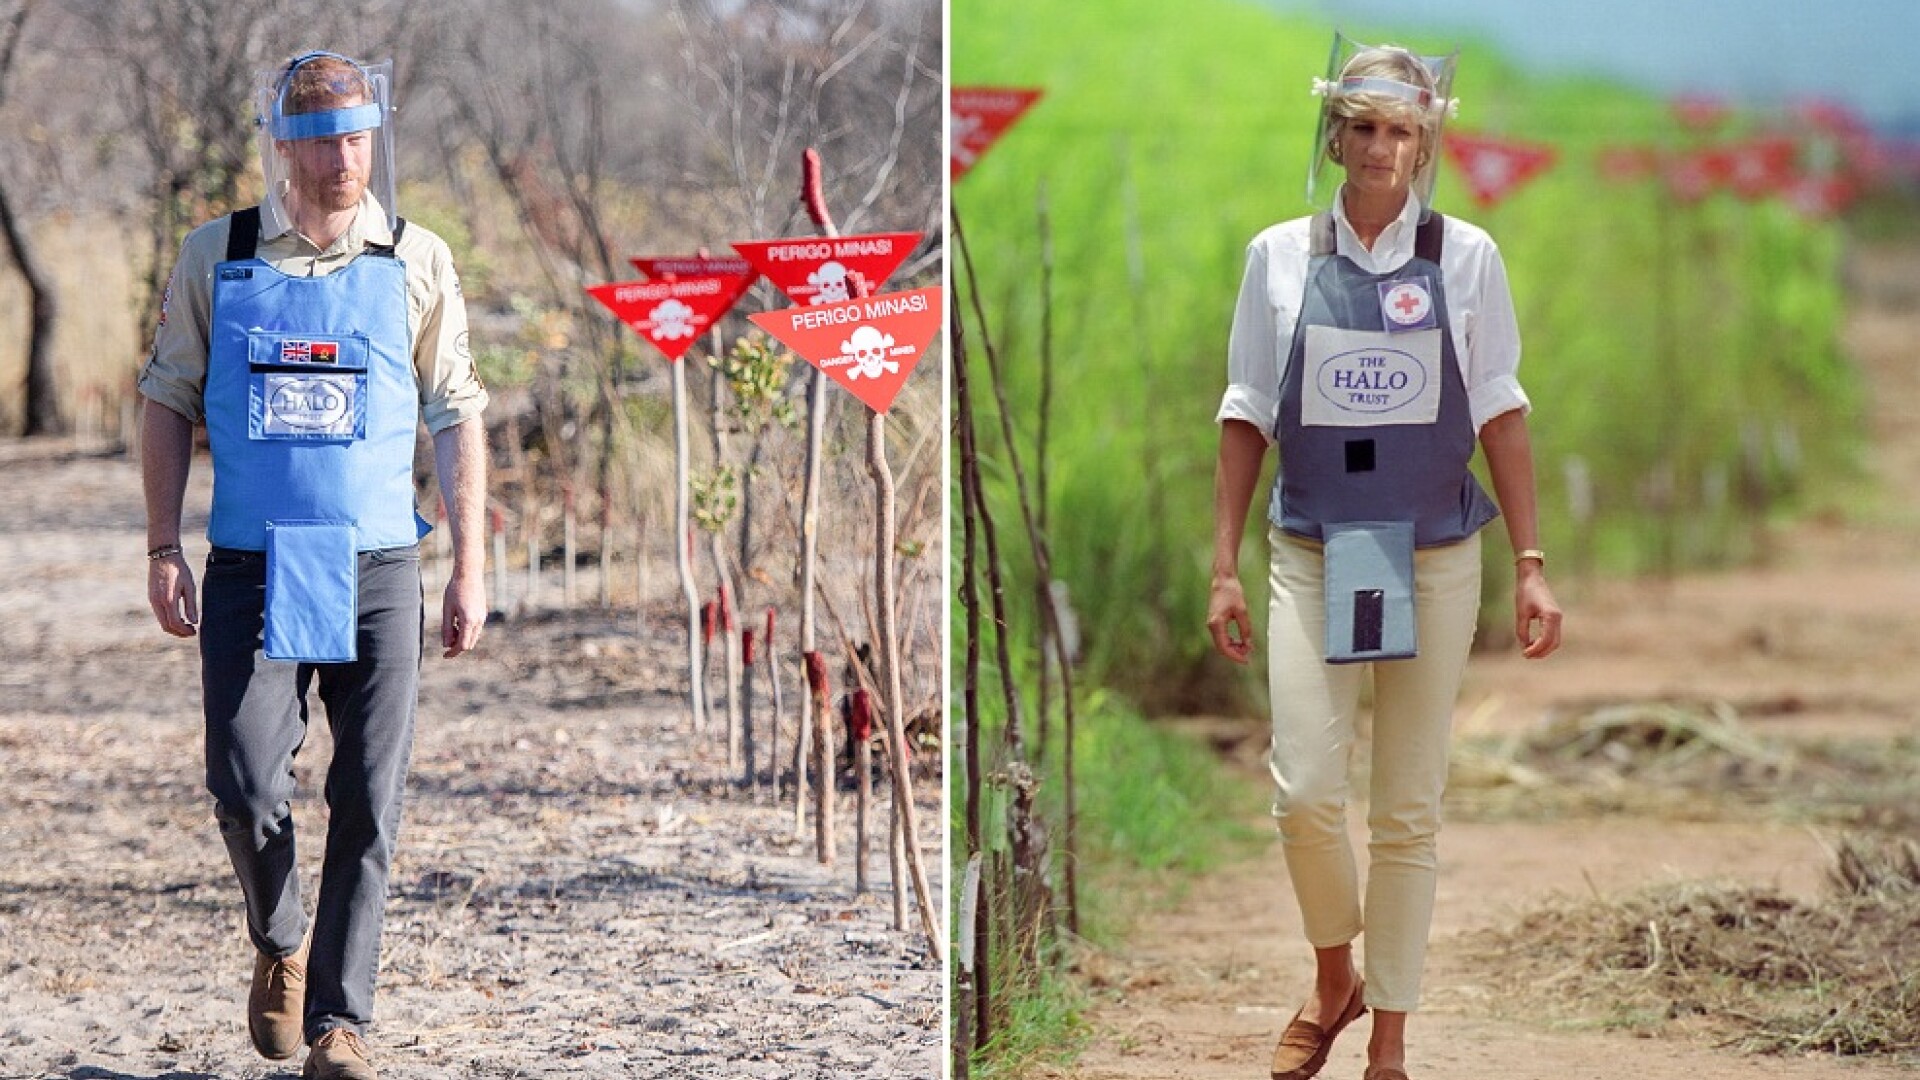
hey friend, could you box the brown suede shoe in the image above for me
[248,936,309,1061]
[1362,1067,1411,1080]
[1269,980,1367,1080]
[304,1027,378,1080]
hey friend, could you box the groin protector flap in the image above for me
[264,521,358,662]
[1323,521,1417,664]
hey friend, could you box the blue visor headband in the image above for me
[267,51,382,140]
[272,103,382,140]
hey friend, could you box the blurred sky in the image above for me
[1272,0,1920,133]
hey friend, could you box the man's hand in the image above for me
[441,570,486,658]
[148,553,199,637]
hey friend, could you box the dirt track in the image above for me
[0,441,941,1080]
[1048,238,1920,1080]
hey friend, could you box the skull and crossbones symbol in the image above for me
[839,325,899,380]
[648,299,697,340]
[808,260,852,305]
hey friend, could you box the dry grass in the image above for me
[1448,697,1920,830]
[1462,834,1920,1061]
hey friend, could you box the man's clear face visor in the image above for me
[253,53,396,234]
[1306,35,1458,223]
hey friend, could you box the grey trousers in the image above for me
[199,544,422,1043]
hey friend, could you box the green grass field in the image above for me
[953,0,1857,715]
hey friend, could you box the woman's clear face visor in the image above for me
[1306,35,1458,221]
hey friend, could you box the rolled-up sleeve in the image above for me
[409,234,488,434]
[1217,240,1281,441]
[137,222,224,423]
[1462,238,1530,432]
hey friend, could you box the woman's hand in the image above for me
[1514,565,1562,659]
[1208,573,1257,664]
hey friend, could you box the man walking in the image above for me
[139,50,488,1080]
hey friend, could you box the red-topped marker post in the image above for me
[951,87,1043,180]
[763,147,941,960]
[734,228,921,860]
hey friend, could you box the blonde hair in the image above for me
[1324,46,1444,168]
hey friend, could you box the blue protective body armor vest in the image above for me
[205,207,421,552]
[1268,211,1499,548]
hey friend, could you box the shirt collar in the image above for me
[260,191,394,252]
[1330,186,1423,264]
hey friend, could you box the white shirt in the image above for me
[1217,190,1529,441]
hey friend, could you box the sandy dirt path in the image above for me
[1048,239,1920,1080]
[0,440,941,1079]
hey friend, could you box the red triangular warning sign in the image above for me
[1444,133,1557,210]
[951,87,1042,180]
[1725,136,1797,200]
[630,255,758,316]
[747,287,941,415]
[731,232,922,308]
[632,255,755,282]
[585,277,744,362]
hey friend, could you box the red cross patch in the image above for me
[1378,278,1436,332]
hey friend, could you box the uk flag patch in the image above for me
[280,339,340,364]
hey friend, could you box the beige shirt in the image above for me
[138,196,488,435]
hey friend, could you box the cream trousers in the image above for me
[1265,527,1482,1013]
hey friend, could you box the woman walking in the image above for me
[1206,39,1562,1080]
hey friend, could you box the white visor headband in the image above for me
[1311,75,1459,119]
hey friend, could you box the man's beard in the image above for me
[290,170,367,215]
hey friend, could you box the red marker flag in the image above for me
[629,255,758,328]
[951,87,1043,180]
[1782,172,1856,219]
[1724,136,1797,200]
[632,255,755,283]
[1670,93,1732,132]
[732,232,922,307]
[1792,98,1869,139]
[1444,133,1557,209]
[747,286,942,415]
[1596,146,1659,184]
[585,276,746,362]
[1663,147,1732,203]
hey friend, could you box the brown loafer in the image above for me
[248,934,310,1061]
[1363,1068,1411,1080]
[1270,980,1367,1080]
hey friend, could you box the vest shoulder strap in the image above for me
[224,207,408,261]
[364,217,407,259]
[1308,211,1336,257]
[225,206,262,261]
[1414,211,1445,265]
